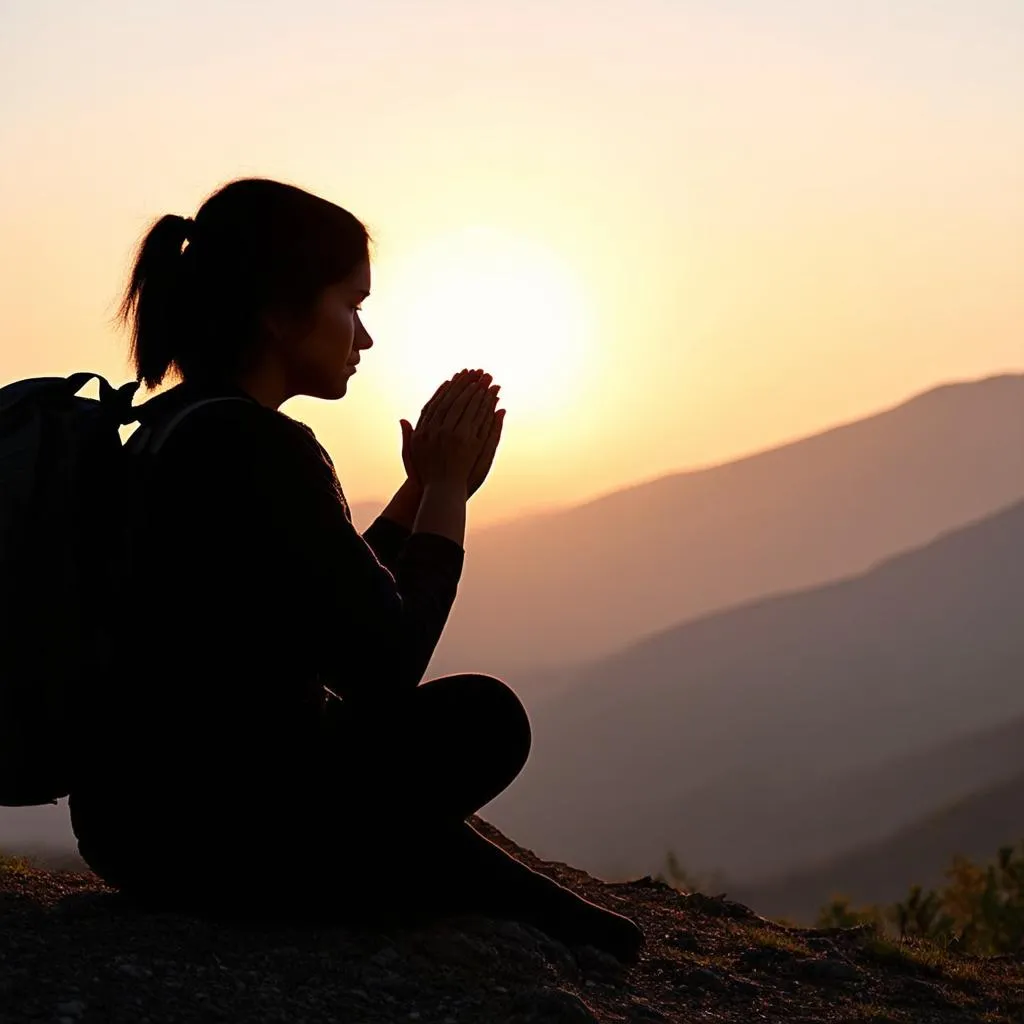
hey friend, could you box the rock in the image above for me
[509,986,600,1023]
[686,966,729,992]
[737,947,794,970]
[664,928,701,952]
[794,957,863,983]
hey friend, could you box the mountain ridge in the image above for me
[432,372,1024,677]
[733,769,1024,924]
[485,498,1024,884]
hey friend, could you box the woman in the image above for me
[68,177,644,962]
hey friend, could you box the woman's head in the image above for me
[119,177,374,406]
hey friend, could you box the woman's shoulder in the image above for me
[140,387,325,468]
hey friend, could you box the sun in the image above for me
[378,226,592,422]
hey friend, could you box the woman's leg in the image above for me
[325,674,645,961]
[326,672,532,825]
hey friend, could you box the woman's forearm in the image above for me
[412,480,467,548]
[378,477,423,531]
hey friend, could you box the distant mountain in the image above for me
[432,374,1024,681]
[349,499,386,533]
[734,769,1024,925]
[718,712,1024,886]
[484,499,1024,885]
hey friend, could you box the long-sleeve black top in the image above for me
[70,377,464,868]
[131,377,465,701]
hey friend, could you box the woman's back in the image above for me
[70,372,467,885]
[71,379,331,882]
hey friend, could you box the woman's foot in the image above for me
[525,877,646,963]
[545,899,646,963]
[441,820,646,962]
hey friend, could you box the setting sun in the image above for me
[372,227,593,424]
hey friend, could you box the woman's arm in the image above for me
[377,477,422,531]
[413,480,467,548]
[167,406,465,698]
[361,477,421,573]
[363,476,468,568]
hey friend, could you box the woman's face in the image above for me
[276,257,374,401]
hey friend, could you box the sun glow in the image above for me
[376,227,593,423]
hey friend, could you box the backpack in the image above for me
[0,371,250,806]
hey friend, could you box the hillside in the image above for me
[4,816,1024,1024]
[735,771,1024,925]
[348,498,386,533]
[485,499,1024,883]
[431,373,1024,680]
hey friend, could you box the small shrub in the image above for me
[0,851,33,877]
[811,839,1024,957]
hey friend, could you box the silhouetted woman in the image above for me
[68,178,644,962]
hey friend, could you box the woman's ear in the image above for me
[262,299,318,348]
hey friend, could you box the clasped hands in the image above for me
[399,368,505,498]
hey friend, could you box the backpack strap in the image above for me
[127,396,255,457]
[65,371,142,425]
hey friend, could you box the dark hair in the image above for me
[118,178,372,389]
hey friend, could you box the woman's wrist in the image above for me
[412,479,468,547]
[379,476,423,531]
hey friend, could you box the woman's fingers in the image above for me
[432,370,484,424]
[427,368,480,409]
[480,402,503,449]
[440,372,493,428]
[459,378,493,425]
[463,381,501,435]
[472,385,501,437]
[418,378,454,427]
[469,407,505,496]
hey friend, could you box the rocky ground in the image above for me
[3,817,1024,1023]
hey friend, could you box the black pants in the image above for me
[289,671,546,926]
[328,671,532,831]
[78,673,644,958]
[89,673,554,924]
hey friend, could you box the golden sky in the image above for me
[1,1,1021,526]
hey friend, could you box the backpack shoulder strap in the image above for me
[127,396,255,457]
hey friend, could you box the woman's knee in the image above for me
[423,673,532,767]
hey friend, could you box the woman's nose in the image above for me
[356,317,373,349]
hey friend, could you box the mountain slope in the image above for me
[432,373,1024,679]
[485,499,1024,884]
[714,712,1024,887]
[734,770,1024,924]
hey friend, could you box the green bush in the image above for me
[815,840,1024,955]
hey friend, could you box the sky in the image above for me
[1,0,1021,526]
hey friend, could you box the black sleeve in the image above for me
[156,404,464,700]
[361,515,413,575]
[293,422,413,576]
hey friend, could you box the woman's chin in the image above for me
[300,376,348,401]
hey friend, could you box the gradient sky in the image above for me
[2,0,1021,526]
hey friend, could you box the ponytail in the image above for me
[118,214,193,390]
